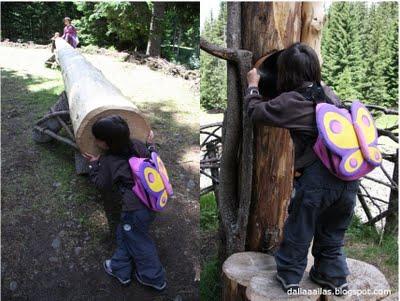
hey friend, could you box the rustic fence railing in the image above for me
[200,102,398,229]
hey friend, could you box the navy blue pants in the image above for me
[110,209,165,286]
[275,160,359,284]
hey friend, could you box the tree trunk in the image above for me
[242,2,301,252]
[55,38,150,155]
[146,2,166,57]
[384,150,398,235]
[301,2,325,65]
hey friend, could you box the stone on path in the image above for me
[9,281,17,291]
[51,237,61,250]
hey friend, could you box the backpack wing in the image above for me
[351,101,382,166]
[316,103,359,154]
[138,162,168,210]
[151,152,173,196]
[315,103,366,177]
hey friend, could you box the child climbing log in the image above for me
[54,37,150,155]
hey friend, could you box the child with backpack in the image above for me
[245,43,381,295]
[62,17,79,48]
[83,115,168,290]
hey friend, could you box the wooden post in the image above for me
[384,150,398,235]
[242,2,301,252]
[55,38,150,155]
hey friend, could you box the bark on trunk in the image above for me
[301,2,325,65]
[55,38,150,155]
[241,2,301,252]
[146,2,166,57]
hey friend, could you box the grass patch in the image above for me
[200,258,221,301]
[345,216,398,290]
[200,192,219,231]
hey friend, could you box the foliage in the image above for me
[322,2,398,107]
[1,2,80,44]
[200,2,227,111]
[161,2,200,69]
[200,192,219,231]
[200,258,221,301]
[74,2,151,51]
[1,2,199,68]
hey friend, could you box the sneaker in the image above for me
[276,274,300,293]
[103,260,131,286]
[309,266,348,296]
[135,271,167,291]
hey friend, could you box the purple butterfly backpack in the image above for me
[313,100,382,181]
[129,152,173,211]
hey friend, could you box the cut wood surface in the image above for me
[381,292,398,301]
[55,38,150,155]
[246,274,320,301]
[325,259,391,301]
[223,252,276,287]
[222,252,391,301]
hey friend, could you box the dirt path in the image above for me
[1,45,200,301]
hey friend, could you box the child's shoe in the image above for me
[309,266,348,296]
[103,260,131,286]
[135,271,167,291]
[276,274,300,293]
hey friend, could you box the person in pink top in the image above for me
[62,17,79,48]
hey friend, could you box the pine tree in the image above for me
[322,2,398,106]
[382,2,398,107]
[200,2,227,110]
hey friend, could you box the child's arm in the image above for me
[83,153,113,190]
[246,91,315,129]
[245,68,315,129]
[146,130,156,153]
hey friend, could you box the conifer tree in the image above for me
[200,2,227,110]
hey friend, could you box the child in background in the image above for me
[245,43,359,295]
[62,17,79,48]
[83,115,166,290]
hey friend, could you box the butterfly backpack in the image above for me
[129,152,173,211]
[313,100,382,181]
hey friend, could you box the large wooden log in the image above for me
[55,38,150,155]
[242,2,300,252]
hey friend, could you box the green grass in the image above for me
[200,192,219,231]
[1,68,109,245]
[345,216,398,290]
[200,257,221,301]
[200,193,221,300]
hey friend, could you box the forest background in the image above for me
[200,2,399,110]
[1,2,200,69]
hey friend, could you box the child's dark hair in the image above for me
[277,43,328,103]
[92,115,135,158]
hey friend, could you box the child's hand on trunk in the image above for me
[147,130,154,144]
[247,68,260,88]
[82,152,100,162]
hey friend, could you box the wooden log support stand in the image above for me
[33,38,150,174]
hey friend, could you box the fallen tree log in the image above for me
[55,38,150,155]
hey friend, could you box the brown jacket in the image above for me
[88,139,151,211]
[245,83,341,171]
